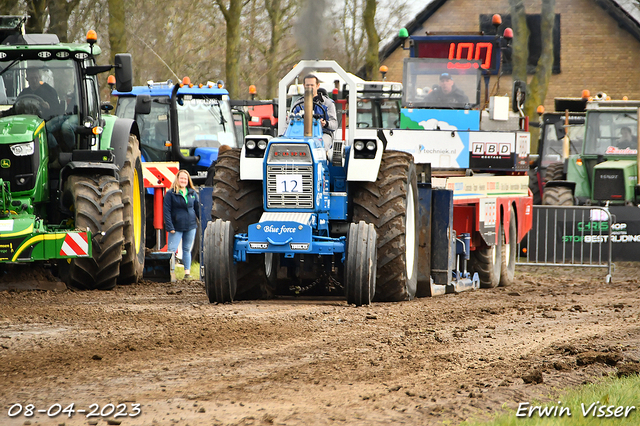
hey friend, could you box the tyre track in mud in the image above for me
[1,264,639,425]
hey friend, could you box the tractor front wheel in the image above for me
[203,219,237,303]
[344,221,377,306]
[469,227,502,289]
[499,207,517,287]
[67,175,125,290]
[210,148,272,299]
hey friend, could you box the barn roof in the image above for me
[371,0,640,70]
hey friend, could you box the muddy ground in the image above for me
[1,263,640,426]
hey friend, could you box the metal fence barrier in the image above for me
[516,205,613,282]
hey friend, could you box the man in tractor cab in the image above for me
[290,74,338,148]
[20,64,63,120]
[424,73,469,106]
[11,62,77,165]
[617,126,637,149]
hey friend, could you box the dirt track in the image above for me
[1,263,640,426]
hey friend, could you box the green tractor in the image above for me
[0,16,145,289]
[543,98,639,207]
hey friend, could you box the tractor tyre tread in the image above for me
[545,162,565,182]
[528,169,542,205]
[210,148,271,299]
[469,217,502,289]
[67,175,125,290]
[119,134,146,284]
[499,207,517,287]
[352,151,418,302]
[204,219,236,303]
[542,186,574,206]
[344,221,377,306]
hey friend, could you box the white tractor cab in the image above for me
[271,60,383,182]
[286,71,403,137]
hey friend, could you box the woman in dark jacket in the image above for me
[163,170,200,278]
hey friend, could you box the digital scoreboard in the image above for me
[410,36,502,75]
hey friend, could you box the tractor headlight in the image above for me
[257,140,267,150]
[354,141,365,151]
[10,142,35,156]
[246,140,256,150]
[366,141,376,151]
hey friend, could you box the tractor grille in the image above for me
[593,169,625,201]
[0,143,39,193]
[266,165,314,209]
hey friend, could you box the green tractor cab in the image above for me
[0,19,144,290]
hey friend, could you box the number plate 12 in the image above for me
[276,174,303,193]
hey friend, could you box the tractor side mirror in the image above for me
[512,80,526,113]
[135,95,152,115]
[554,120,566,140]
[114,53,133,93]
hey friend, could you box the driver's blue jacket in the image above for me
[290,94,338,134]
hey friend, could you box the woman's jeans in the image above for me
[167,228,197,270]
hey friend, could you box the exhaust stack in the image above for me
[304,86,313,137]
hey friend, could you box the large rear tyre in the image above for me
[203,219,236,303]
[469,226,502,289]
[353,151,418,302]
[528,169,541,205]
[344,221,377,306]
[542,186,574,206]
[545,162,564,182]
[499,208,517,287]
[119,134,146,284]
[191,217,201,264]
[210,148,272,299]
[67,175,125,290]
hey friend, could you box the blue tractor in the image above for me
[201,61,423,306]
[113,79,240,185]
[113,79,242,273]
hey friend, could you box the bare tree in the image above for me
[329,0,411,75]
[107,0,125,64]
[334,0,366,72]
[25,0,47,33]
[508,0,529,83]
[0,0,26,15]
[362,0,379,80]
[214,0,248,98]
[48,0,81,42]
[509,0,556,151]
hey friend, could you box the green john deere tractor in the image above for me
[0,16,145,289]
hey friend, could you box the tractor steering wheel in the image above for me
[312,98,329,123]
[14,94,49,117]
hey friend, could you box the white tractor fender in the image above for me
[240,135,272,180]
[346,129,384,182]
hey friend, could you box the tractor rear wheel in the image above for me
[67,175,125,290]
[210,148,272,299]
[542,186,574,206]
[119,135,146,284]
[353,151,418,302]
[499,207,517,287]
[469,225,502,289]
[344,221,377,306]
[545,162,565,182]
[528,169,541,205]
[203,219,236,303]
[191,217,201,264]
